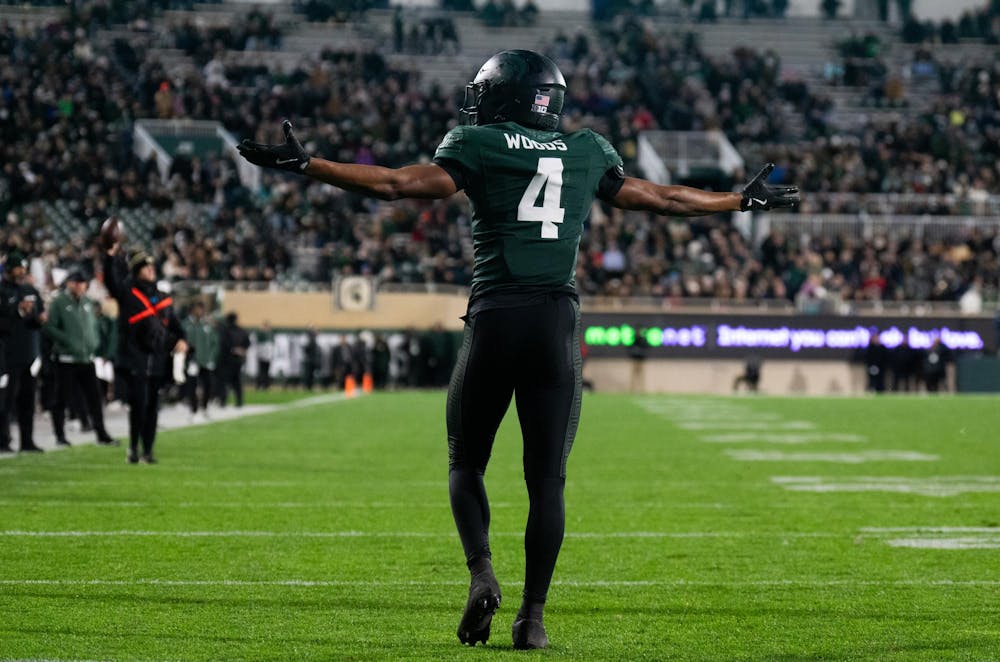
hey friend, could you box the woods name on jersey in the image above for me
[503,133,568,151]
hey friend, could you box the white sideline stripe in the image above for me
[677,421,816,431]
[0,529,840,539]
[862,527,1000,533]
[2,578,998,588]
[886,537,1000,550]
[700,433,867,444]
[772,476,1000,496]
[727,450,938,463]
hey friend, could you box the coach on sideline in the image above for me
[101,221,187,464]
[44,270,116,447]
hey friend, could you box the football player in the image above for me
[238,49,798,649]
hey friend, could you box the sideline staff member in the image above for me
[44,270,116,447]
[0,249,46,453]
[102,224,187,464]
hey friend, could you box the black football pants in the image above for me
[446,295,582,605]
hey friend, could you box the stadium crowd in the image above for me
[0,4,997,307]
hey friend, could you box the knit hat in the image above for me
[128,251,154,273]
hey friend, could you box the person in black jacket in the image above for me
[218,312,250,407]
[102,240,187,464]
[0,249,47,453]
[862,332,889,393]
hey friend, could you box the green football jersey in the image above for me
[433,121,622,302]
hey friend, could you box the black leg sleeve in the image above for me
[513,297,582,605]
[446,314,514,564]
[522,475,566,604]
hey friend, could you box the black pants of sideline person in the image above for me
[256,359,271,390]
[52,361,112,443]
[185,367,214,413]
[0,365,38,450]
[219,360,244,407]
[124,371,163,457]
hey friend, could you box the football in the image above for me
[99,215,124,250]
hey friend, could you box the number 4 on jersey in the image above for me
[518,157,565,239]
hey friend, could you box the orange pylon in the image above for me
[344,374,357,398]
[362,372,373,394]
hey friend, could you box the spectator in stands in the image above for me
[0,9,998,313]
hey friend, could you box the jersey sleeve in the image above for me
[587,130,625,201]
[588,130,623,171]
[433,126,481,181]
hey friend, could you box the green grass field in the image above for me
[1,392,999,661]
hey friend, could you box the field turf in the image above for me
[1,392,998,661]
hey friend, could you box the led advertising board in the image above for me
[581,313,996,360]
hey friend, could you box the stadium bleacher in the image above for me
[1,0,997,309]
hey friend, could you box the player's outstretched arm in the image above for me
[237,121,457,201]
[610,163,798,216]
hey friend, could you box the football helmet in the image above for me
[460,50,566,131]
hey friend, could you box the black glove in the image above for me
[237,120,310,173]
[740,163,799,211]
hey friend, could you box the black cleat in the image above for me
[139,454,157,465]
[19,444,44,453]
[56,438,72,447]
[457,570,501,646]
[512,618,549,650]
[126,450,139,464]
[97,434,119,446]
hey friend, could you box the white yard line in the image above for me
[727,450,938,463]
[700,433,867,444]
[885,537,1000,549]
[861,526,1000,533]
[772,476,1000,496]
[0,500,734,509]
[677,421,816,430]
